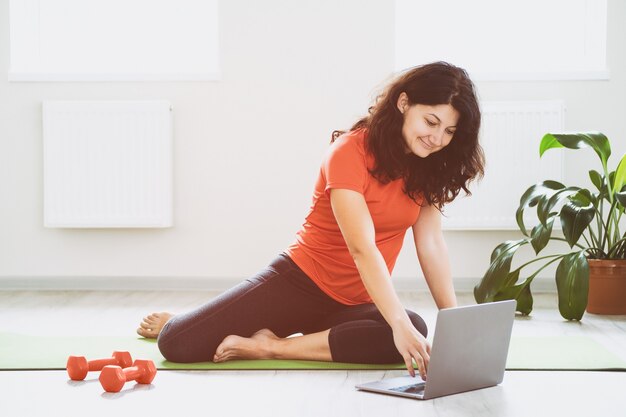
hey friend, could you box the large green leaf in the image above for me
[560,189,596,248]
[555,252,589,321]
[612,154,626,196]
[493,277,534,315]
[530,217,554,254]
[536,195,554,226]
[515,284,534,315]
[489,240,523,263]
[597,171,617,203]
[475,239,527,303]
[516,181,565,235]
[502,268,521,288]
[588,170,604,192]
[540,133,611,171]
[539,134,561,155]
[537,186,581,226]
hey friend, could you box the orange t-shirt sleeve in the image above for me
[322,137,368,197]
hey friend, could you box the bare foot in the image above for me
[137,312,174,339]
[213,329,280,362]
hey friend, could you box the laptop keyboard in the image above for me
[389,382,426,394]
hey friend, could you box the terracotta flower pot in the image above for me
[586,259,626,315]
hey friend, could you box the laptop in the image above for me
[356,300,516,400]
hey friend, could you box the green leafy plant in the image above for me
[474,132,626,321]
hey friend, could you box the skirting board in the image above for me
[0,276,558,293]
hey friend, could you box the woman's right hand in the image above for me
[392,320,431,380]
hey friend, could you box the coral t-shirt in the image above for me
[285,129,422,305]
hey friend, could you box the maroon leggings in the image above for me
[157,253,427,364]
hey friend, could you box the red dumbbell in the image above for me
[99,359,157,393]
[66,351,133,381]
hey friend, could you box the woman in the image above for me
[138,61,484,380]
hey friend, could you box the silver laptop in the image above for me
[356,300,516,400]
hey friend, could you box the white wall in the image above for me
[1,0,625,291]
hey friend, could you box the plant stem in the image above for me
[549,237,586,250]
[589,222,606,257]
[593,203,607,251]
[597,196,605,248]
[613,209,622,243]
[601,199,619,252]
[602,162,613,205]
[619,233,626,258]
[581,232,594,252]
[589,234,604,258]
[611,207,621,249]
[528,254,567,278]
[514,254,569,291]
[607,237,626,258]
[512,253,565,273]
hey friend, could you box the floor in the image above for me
[1,290,626,417]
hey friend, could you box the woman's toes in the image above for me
[137,321,159,338]
[136,312,174,339]
[214,336,240,361]
[137,327,152,338]
[143,312,169,324]
[213,348,227,362]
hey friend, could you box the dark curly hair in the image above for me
[334,61,484,209]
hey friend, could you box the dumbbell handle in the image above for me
[121,366,145,381]
[87,358,121,371]
[100,360,157,392]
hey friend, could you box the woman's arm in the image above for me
[330,188,430,379]
[412,204,457,309]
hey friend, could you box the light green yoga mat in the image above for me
[506,336,626,371]
[0,333,400,371]
[0,333,625,371]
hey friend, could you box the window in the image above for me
[394,0,608,80]
[9,0,219,81]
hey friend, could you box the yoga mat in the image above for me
[506,336,626,371]
[0,333,401,371]
[0,332,625,371]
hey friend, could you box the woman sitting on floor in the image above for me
[138,61,484,380]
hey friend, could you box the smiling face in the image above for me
[397,92,459,158]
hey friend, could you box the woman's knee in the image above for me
[156,318,190,363]
[157,316,227,363]
[406,310,428,338]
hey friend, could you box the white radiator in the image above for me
[43,100,173,228]
[442,100,565,230]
